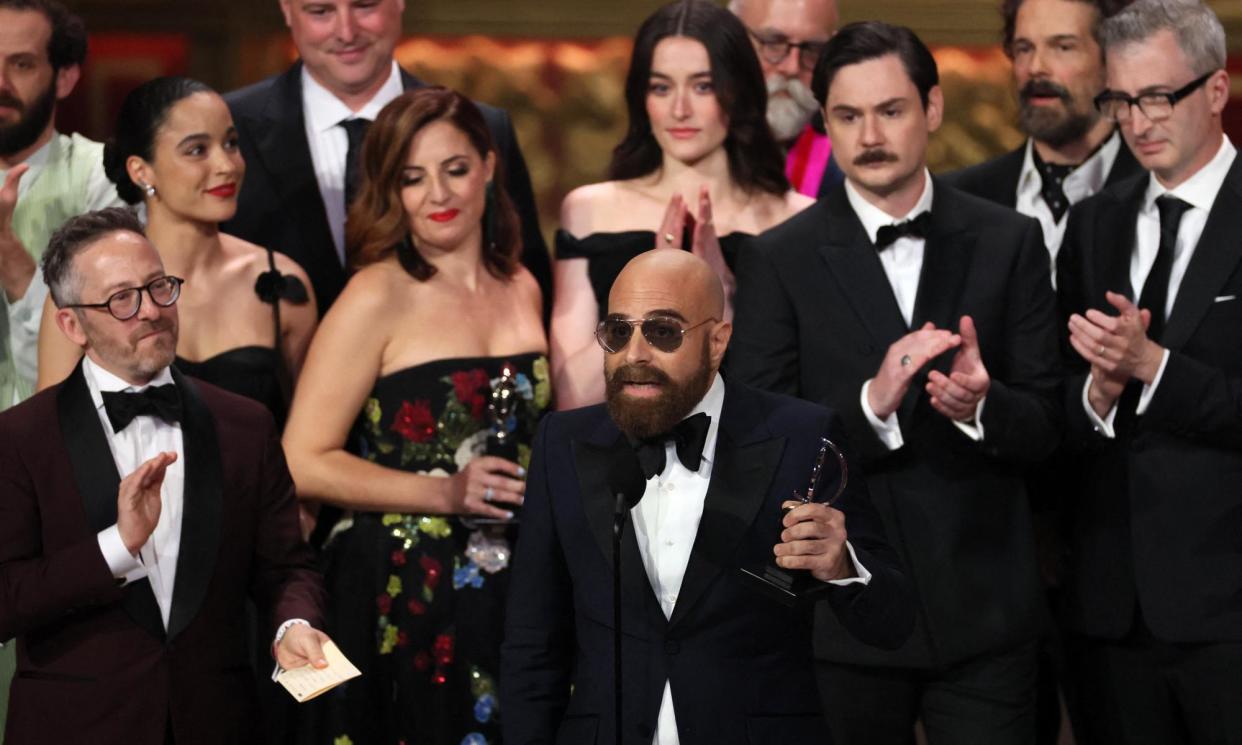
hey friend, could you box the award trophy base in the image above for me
[739,562,827,607]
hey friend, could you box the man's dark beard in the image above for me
[0,81,56,157]
[1018,79,1096,148]
[605,346,713,440]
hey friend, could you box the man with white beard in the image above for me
[730,0,844,198]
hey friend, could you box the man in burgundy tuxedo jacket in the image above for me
[0,208,329,745]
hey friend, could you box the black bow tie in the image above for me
[875,211,931,249]
[632,412,711,480]
[102,384,182,432]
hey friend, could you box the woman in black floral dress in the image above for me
[283,88,548,745]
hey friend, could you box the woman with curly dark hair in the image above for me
[282,86,547,745]
[551,0,813,409]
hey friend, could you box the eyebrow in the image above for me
[176,133,210,148]
[831,97,906,114]
[646,308,688,322]
[650,71,713,81]
[402,154,470,171]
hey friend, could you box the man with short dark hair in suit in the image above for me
[1057,1,1242,742]
[223,0,551,319]
[947,0,1141,279]
[0,207,330,744]
[502,249,913,745]
[728,20,1062,745]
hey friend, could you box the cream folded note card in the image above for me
[276,640,361,702]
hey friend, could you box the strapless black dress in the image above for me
[308,352,550,745]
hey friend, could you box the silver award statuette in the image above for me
[485,364,520,461]
[739,437,848,606]
[463,363,522,530]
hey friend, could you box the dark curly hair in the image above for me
[0,0,86,71]
[607,0,788,197]
[102,77,213,205]
[1000,0,1131,58]
[346,87,521,281]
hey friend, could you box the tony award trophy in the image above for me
[485,364,520,461]
[740,437,848,606]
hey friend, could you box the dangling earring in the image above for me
[483,181,497,251]
[140,182,157,198]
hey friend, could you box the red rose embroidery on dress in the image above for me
[451,369,491,419]
[391,400,436,443]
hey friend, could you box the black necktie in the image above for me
[1140,194,1192,343]
[875,211,931,249]
[632,412,712,480]
[1033,154,1077,223]
[340,117,371,213]
[102,384,182,432]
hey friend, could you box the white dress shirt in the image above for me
[1083,135,1236,437]
[88,357,186,628]
[1015,132,1123,279]
[845,172,985,450]
[301,61,404,263]
[631,373,871,745]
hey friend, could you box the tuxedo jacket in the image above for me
[944,138,1143,209]
[0,364,325,745]
[501,382,913,745]
[726,180,1063,668]
[1055,161,1242,643]
[222,62,552,318]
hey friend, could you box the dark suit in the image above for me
[727,180,1062,741]
[1054,160,1242,742]
[223,62,552,318]
[945,137,1143,210]
[0,364,325,745]
[501,381,913,745]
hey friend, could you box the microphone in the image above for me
[606,445,647,745]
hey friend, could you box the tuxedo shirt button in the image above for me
[664,639,681,655]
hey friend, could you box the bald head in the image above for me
[729,0,839,35]
[610,249,725,322]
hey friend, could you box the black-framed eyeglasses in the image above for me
[1093,71,1216,123]
[64,275,184,321]
[746,28,828,72]
[595,315,718,354]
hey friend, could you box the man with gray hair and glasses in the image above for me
[1055,1,1242,742]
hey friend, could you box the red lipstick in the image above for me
[667,128,700,139]
[428,209,460,223]
[206,184,237,198]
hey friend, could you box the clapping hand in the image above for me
[925,315,990,423]
[117,451,176,554]
[0,164,36,302]
[867,322,962,419]
[656,187,736,317]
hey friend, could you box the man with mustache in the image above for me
[1056,2,1242,741]
[0,207,331,744]
[502,249,913,745]
[947,0,1141,276]
[730,0,846,199]
[222,0,551,320]
[729,21,1062,744]
[0,0,122,731]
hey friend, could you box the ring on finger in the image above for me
[484,486,495,502]
[664,232,676,244]
[1097,346,1105,356]
[900,354,912,367]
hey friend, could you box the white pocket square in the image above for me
[1215,295,1237,303]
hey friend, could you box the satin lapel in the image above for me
[814,193,909,347]
[1163,162,1242,350]
[166,370,223,641]
[1094,179,1145,302]
[668,389,786,630]
[571,431,663,622]
[252,65,334,267]
[55,363,165,642]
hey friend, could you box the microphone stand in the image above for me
[613,492,626,745]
